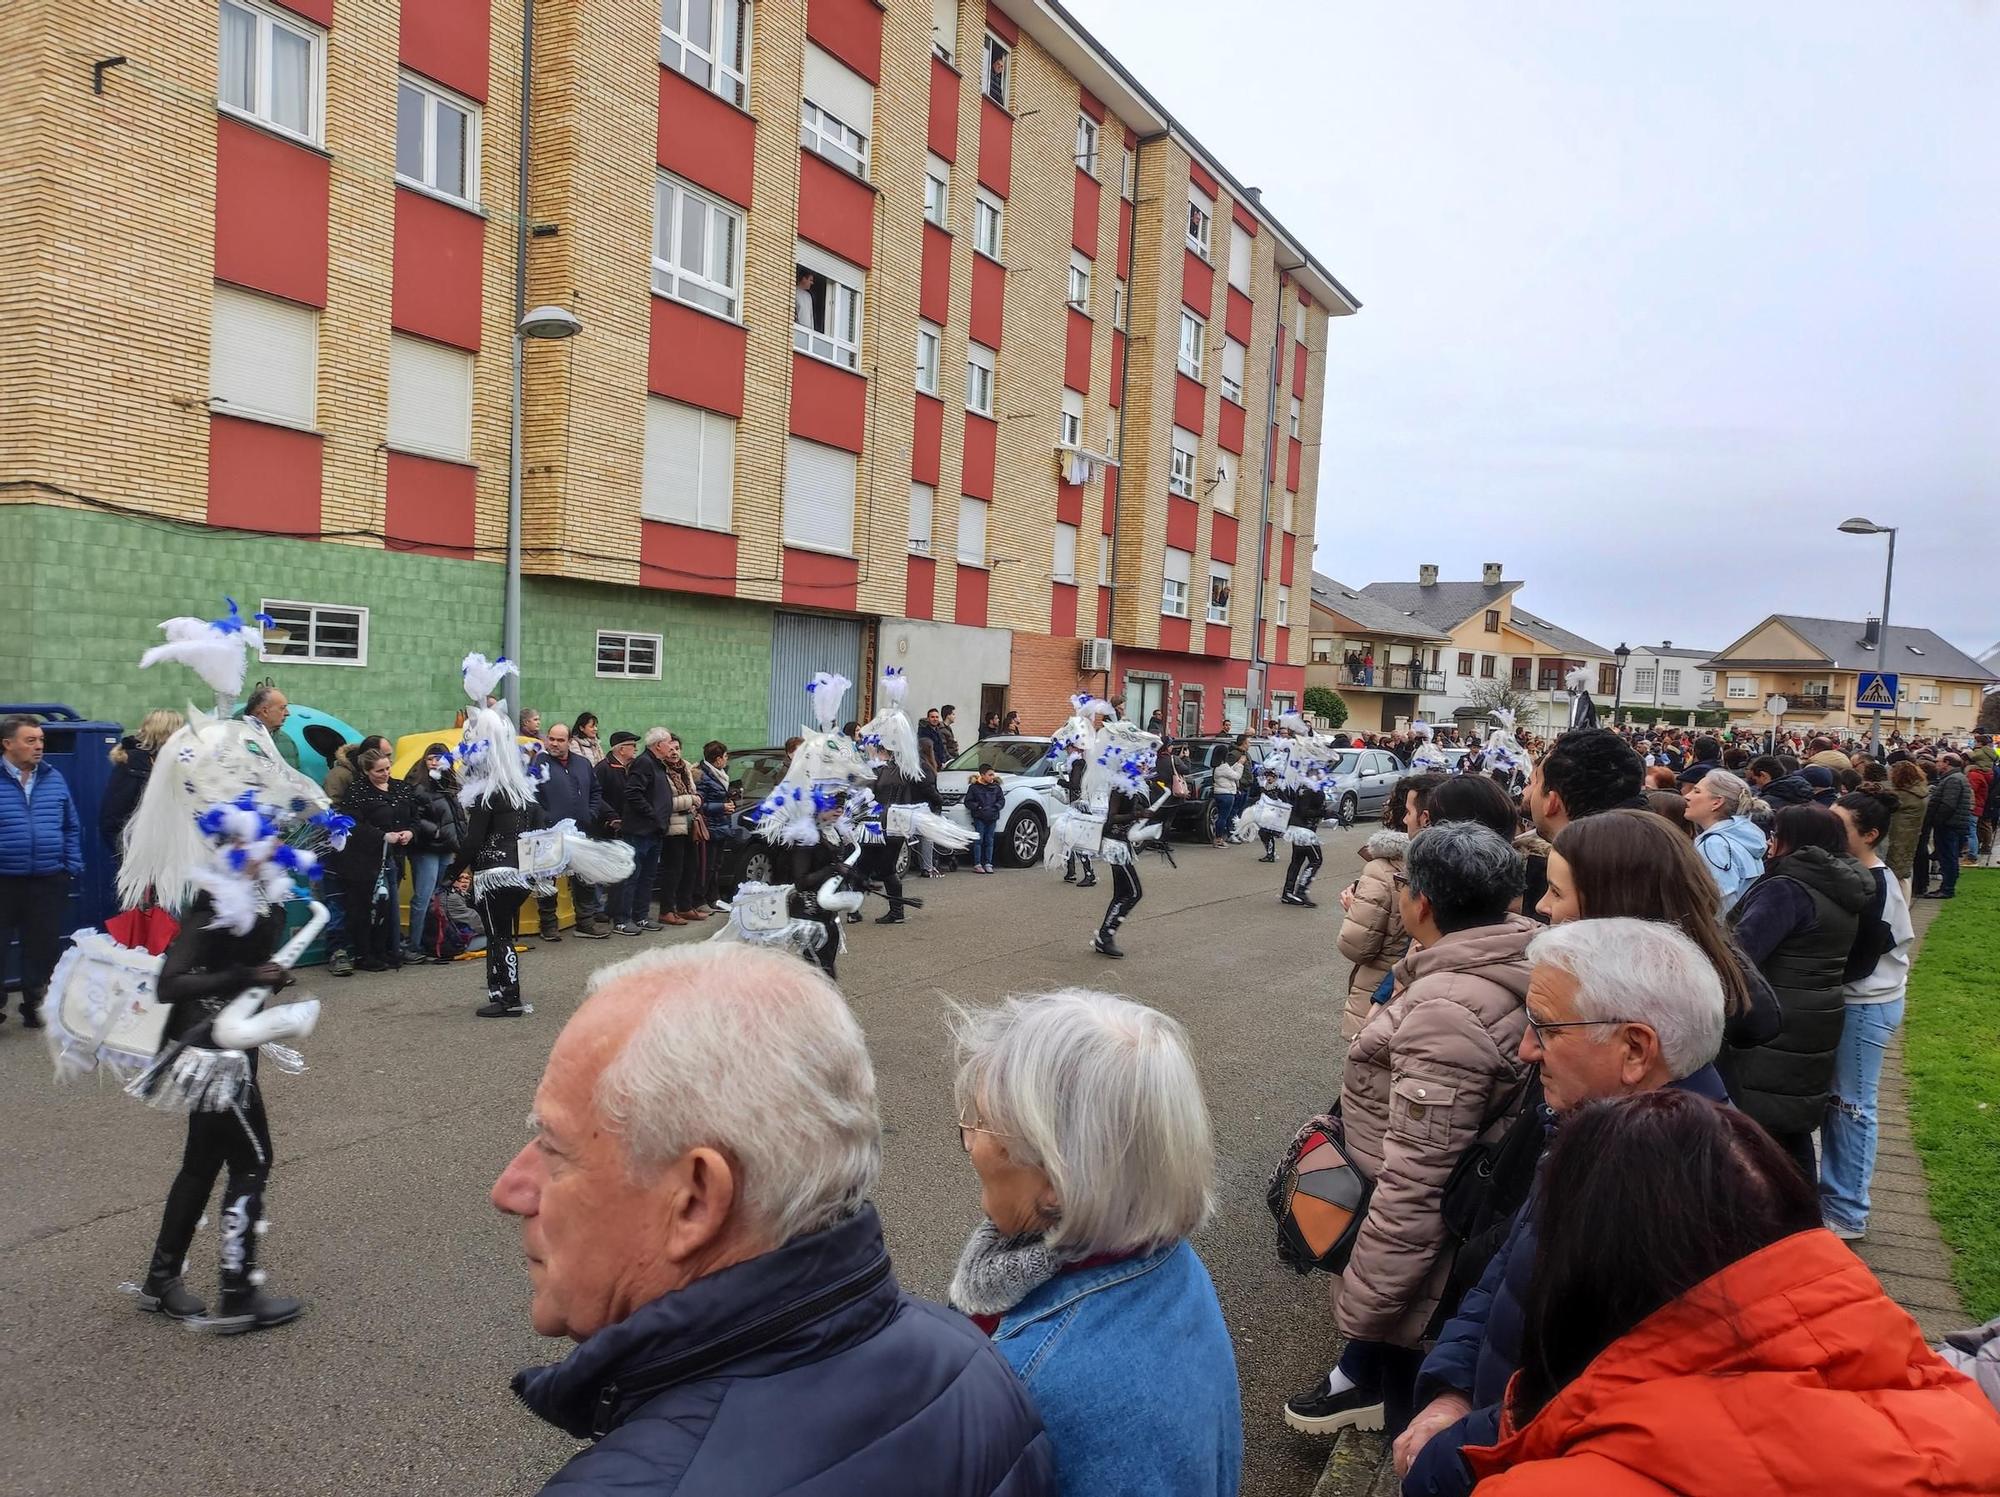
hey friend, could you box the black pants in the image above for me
[0,871,68,1012]
[810,913,841,981]
[862,838,905,914]
[150,1080,272,1284]
[1064,851,1096,882]
[1259,830,1278,858]
[1101,859,1143,934]
[659,836,698,915]
[478,888,526,1008]
[536,876,601,934]
[1771,1127,1818,1186]
[1285,841,1324,897]
[345,861,401,968]
[1335,1338,1426,1436]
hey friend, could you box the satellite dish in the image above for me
[1766,695,1789,717]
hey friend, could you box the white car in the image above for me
[935,737,1066,866]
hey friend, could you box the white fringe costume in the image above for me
[1408,719,1451,775]
[854,666,972,852]
[1044,698,1161,869]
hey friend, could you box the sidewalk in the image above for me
[1308,896,1968,1497]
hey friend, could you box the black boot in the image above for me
[138,1242,207,1321]
[477,939,529,1017]
[874,907,906,924]
[1092,927,1124,958]
[204,1188,302,1334]
[1078,866,1098,889]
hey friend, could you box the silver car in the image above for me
[1323,748,1405,827]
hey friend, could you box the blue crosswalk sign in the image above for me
[1855,672,1898,711]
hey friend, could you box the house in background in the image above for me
[1703,615,1996,738]
[1359,563,1617,733]
[1305,572,1450,731]
[1617,642,1722,724]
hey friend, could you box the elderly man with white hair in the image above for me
[948,989,1242,1497]
[495,944,1054,1496]
[1393,917,1732,1497]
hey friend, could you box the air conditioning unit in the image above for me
[1080,637,1113,672]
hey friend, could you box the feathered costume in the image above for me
[1480,707,1531,789]
[1565,665,1599,732]
[855,667,973,853]
[1045,696,1162,870]
[1408,720,1451,775]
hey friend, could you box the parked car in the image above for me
[935,738,1065,866]
[1324,747,1405,825]
[1173,737,1268,843]
[714,746,910,896]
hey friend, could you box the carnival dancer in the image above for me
[1082,720,1170,959]
[853,667,943,926]
[1408,720,1450,775]
[1481,706,1531,793]
[1049,694,1112,887]
[1565,664,1600,732]
[1281,764,1330,908]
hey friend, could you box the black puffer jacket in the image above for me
[334,775,419,883]
[99,739,154,858]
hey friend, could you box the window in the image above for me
[210,284,316,429]
[1457,651,1473,676]
[1177,310,1205,380]
[1727,676,1756,699]
[595,631,662,680]
[1207,563,1232,624]
[642,396,735,531]
[932,0,957,63]
[387,338,473,461]
[1053,522,1078,583]
[958,496,988,565]
[219,0,323,144]
[396,74,479,205]
[1162,547,1191,617]
[1272,692,1296,716]
[1221,338,1246,404]
[982,31,1010,107]
[1701,671,1715,694]
[1276,585,1290,627]
[973,187,1003,258]
[1120,146,1135,200]
[653,172,743,319]
[1187,185,1214,260]
[660,0,751,109]
[800,46,873,178]
[1662,668,1681,695]
[1098,532,1112,586]
[915,321,941,396]
[1281,489,1295,533]
[924,153,950,227]
[793,242,863,370]
[259,600,366,666]
[783,436,856,553]
[1067,251,1092,310]
[965,341,996,416]
[1075,113,1100,176]
[1104,420,1120,462]
[1954,687,1973,707]
[1060,388,1084,448]
[1294,301,1307,340]
[1597,663,1620,698]
[1112,277,1127,329]
[908,481,934,554]
[1917,683,1940,704]
[1634,667,1656,693]
[1227,224,1252,294]
[1484,609,1501,633]
[1213,449,1238,513]
[1169,427,1198,499]
[1288,395,1302,438]
[1480,655,1496,679]
[1311,637,1334,663]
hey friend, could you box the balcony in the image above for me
[1787,689,1843,714]
[1340,661,1445,694]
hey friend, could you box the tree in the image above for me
[1303,686,1349,729]
[1460,679,1537,725]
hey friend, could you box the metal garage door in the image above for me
[768,612,865,742]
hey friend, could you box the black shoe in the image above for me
[20,1004,44,1029]
[573,922,609,940]
[202,1287,304,1335]
[539,930,561,943]
[1259,852,1278,864]
[1079,873,1098,889]
[1923,890,1956,899]
[1281,892,1308,907]
[475,1000,526,1018]
[875,911,906,924]
[1092,931,1124,959]
[1296,893,1318,908]
[137,1275,206,1321]
[354,959,388,973]
[1283,1377,1384,1437]
[1062,869,1077,883]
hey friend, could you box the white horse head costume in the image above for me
[749,673,877,847]
[1052,693,1114,760]
[1408,719,1450,772]
[855,666,921,777]
[456,652,538,810]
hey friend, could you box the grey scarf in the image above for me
[947,1220,1065,1317]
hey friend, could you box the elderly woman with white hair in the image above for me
[1684,769,1766,913]
[948,989,1242,1497]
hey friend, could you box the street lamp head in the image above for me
[1614,641,1631,662]
[1838,517,1887,535]
[518,305,582,341]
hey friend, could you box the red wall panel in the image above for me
[1096,586,1112,637]
[1225,287,1253,344]
[798,152,874,269]
[956,563,990,627]
[1230,198,1260,235]
[650,295,748,417]
[912,393,943,485]
[1102,470,1118,532]
[1166,496,1199,552]
[1282,532,1297,586]
[783,546,859,612]
[1108,331,1124,406]
[207,415,320,534]
[273,0,332,26]
[659,68,755,207]
[1159,615,1191,654]
[400,0,490,100]
[1287,437,1303,492]
[905,554,937,620]
[392,187,484,350]
[385,452,477,558]
[1063,307,1092,393]
[1188,159,1219,198]
[928,55,960,161]
[1071,170,1100,259]
[1183,249,1213,313]
[641,520,738,598]
[1211,512,1238,564]
[214,118,328,307]
[1117,195,1133,268]
[806,0,883,83]
[970,252,1005,348]
[921,221,952,323]
[1174,373,1206,433]
[1056,483,1083,527]
[1217,398,1245,454]
[1275,626,1291,662]
[984,4,1019,44]
[790,353,867,453]
[1051,582,1078,638]
[962,413,997,501]
[1078,87,1105,122]
[1294,340,1308,395]
[978,98,1012,197]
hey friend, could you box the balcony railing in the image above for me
[1787,690,1843,713]
[1342,662,1445,694]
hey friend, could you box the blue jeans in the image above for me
[1922,823,1963,894]
[610,835,660,924]
[405,851,447,944]
[1819,998,1906,1231]
[1214,790,1240,838]
[973,822,998,866]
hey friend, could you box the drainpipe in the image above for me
[502,0,535,722]
[1103,130,1166,700]
[1250,262,1302,728]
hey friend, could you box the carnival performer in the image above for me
[853,666,953,926]
[1260,712,1332,907]
[1565,663,1600,732]
[1092,726,1174,959]
[1408,720,1450,775]
[1481,707,1532,792]
[1049,694,1112,887]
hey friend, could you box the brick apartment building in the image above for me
[2,0,1354,747]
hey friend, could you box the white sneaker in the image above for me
[1824,1218,1866,1242]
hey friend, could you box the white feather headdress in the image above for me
[139,597,273,707]
[1565,665,1592,693]
[455,651,535,809]
[856,667,922,776]
[806,672,852,734]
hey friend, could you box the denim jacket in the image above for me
[992,1238,1242,1497]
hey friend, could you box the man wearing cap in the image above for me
[595,733,645,934]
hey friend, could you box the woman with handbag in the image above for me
[1285,821,1535,1440]
[401,743,465,959]
[334,748,418,972]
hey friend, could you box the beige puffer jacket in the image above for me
[1336,829,1409,1041]
[1330,913,1537,1347]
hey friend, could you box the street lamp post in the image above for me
[1612,642,1630,728]
[503,304,583,719]
[1838,517,1898,757]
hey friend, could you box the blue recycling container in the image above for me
[2,703,124,993]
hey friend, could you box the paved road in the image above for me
[0,823,1371,1497]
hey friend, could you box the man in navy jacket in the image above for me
[533,722,609,939]
[0,716,83,1028]
[495,942,1053,1497]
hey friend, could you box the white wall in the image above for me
[877,618,1012,732]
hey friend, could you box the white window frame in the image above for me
[1060,388,1084,449]
[915,320,942,396]
[258,599,367,667]
[966,341,996,417]
[396,73,480,207]
[924,153,950,228]
[982,31,1010,107]
[1120,146,1135,200]
[210,284,317,431]
[1178,310,1205,381]
[642,396,735,532]
[1634,667,1657,693]
[973,187,1003,259]
[1162,548,1191,618]
[660,0,751,109]
[958,495,988,565]
[653,171,744,321]
[1311,637,1335,664]
[783,436,857,555]
[1221,338,1246,404]
[1206,563,1232,625]
[1227,223,1252,294]
[1052,522,1078,584]
[1662,668,1681,695]
[1112,277,1127,330]
[1214,449,1237,514]
[1289,395,1302,438]
[1187,186,1214,260]
[1098,532,1112,586]
[1726,676,1757,699]
[1954,687,1973,707]
[793,241,864,371]
[1294,300,1307,340]
[908,481,935,555]
[1281,489,1295,533]
[1104,420,1120,462]
[800,98,869,178]
[1701,671,1716,694]
[218,0,325,146]
[1917,683,1940,704]
[595,630,663,681]
[1169,427,1198,499]
[1276,585,1290,627]
[1067,250,1091,311]
[1074,113,1100,176]
[387,333,474,463]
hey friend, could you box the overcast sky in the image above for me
[1080,0,1998,658]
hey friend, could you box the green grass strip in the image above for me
[1903,868,2000,1319]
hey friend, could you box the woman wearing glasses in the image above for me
[948,989,1241,1497]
